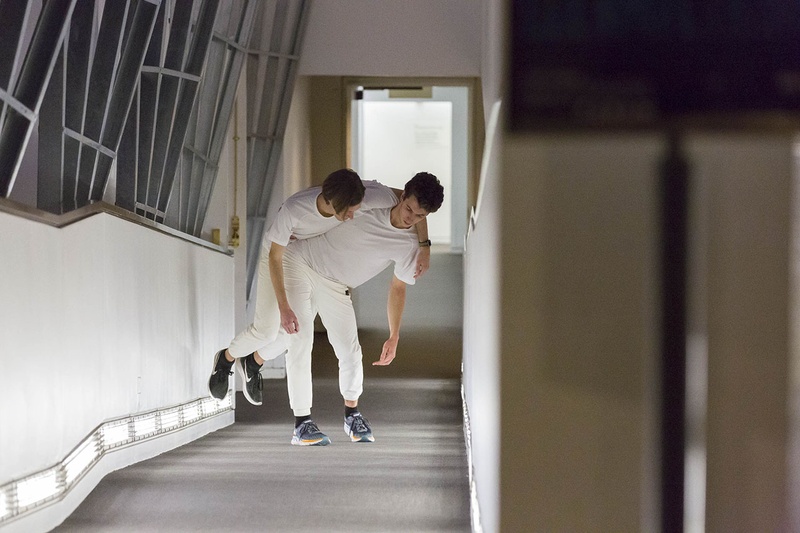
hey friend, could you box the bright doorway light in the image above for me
[361,100,452,243]
[351,86,469,251]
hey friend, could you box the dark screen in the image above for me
[510,0,800,130]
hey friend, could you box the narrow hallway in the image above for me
[56,334,470,532]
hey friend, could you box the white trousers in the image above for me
[227,241,283,358]
[283,251,363,416]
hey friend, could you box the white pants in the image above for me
[227,241,284,358]
[283,251,363,416]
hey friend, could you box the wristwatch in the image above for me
[419,239,432,247]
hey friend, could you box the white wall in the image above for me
[462,101,502,533]
[499,135,662,532]
[299,0,481,77]
[686,135,795,532]
[480,0,505,126]
[352,250,463,331]
[0,212,234,483]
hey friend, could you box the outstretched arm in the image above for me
[268,243,299,334]
[373,275,407,366]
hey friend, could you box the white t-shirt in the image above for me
[286,207,418,288]
[265,180,397,246]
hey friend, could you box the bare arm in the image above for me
[268,243,299,334]
[414,218,431,279]
[373,275,407,366]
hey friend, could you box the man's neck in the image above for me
[389,204,403,229]
[316,194,334,217]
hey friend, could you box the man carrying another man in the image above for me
[282,171,443,445]
[208,169,443,445]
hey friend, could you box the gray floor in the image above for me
[55,371,471,532]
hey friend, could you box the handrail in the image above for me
[0,197,232,255]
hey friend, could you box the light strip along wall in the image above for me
[0,395,232,527]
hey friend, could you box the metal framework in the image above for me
[119,0,219,223]
[0,0,310,282]
[167,0,256,235]
[244,0,310,299]
[0,0,76,199]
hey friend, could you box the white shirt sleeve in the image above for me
[265,204,295,246]
[361,180,399,210]
[392,245,418,285]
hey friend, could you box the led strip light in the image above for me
[461,382,484,533]
[0,395,232,525]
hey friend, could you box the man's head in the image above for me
[394,172,444,228]
[321,168,365,221]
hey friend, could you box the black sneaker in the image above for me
[236,353,263,405]
[208,349,233,400]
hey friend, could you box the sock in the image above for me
[295,415,311,428]
[345,406,359,418]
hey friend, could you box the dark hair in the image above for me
[403,172,444,213]
[321,168,365,214]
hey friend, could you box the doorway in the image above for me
[348,83,470,252]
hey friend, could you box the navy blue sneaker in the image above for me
[344,411,374,442]
[291,419,331,446]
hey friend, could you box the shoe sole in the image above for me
[291,435,331,446]
[235,358,263,406]
[207,349,230,400]
[344,422,375,442]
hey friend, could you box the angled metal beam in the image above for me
[0,0,33,139]
[73,0,131,205]
[244,0,311,300]
[89,0,161,203]
[170,0,257,235]
[144,0,193,216]
[154,0,219,218]
[0,0,76,197]
[38,49,64,214]
[62,0,96,211]
[0,0,31,91]
[0,87,35,121]
[116,86,139,211]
